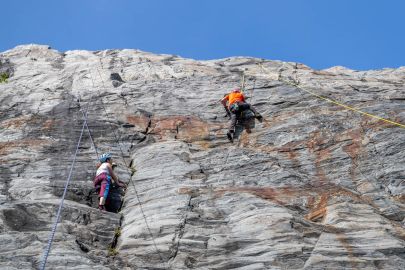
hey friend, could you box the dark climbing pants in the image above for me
[229,102,258,132]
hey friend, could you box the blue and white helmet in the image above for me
[99,153,112,163]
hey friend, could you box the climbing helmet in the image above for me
[232,88,241,93]
[99,153,112,163]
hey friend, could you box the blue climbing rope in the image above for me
[39,108,90,270]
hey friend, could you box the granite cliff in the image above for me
[0,44,404,269]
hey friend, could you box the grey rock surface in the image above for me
[0,44,404,269]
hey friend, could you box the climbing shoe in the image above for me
[256,114,263,123]
[227,131,234,143]
[98,205,106,211]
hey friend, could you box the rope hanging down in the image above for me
[258,63,405,129]
[78,96,99,160]
[39,105,91,270]
[94,66,168,265]
[240,73,246,92]
[40,69,102,269]
[41,66,167,269]
[217,74,251,184]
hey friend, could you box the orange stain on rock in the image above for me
[360,115,398,131]
[195,140,213,150]
[126,115,150,131]
[0,139,50,156]
[215,186,314,206]
[238,131,252,147]
[393,194,405,204]
[277,141,303,167]
[305,193,329,222]
[336,233,358,269]
[341,129,365,185]
[42,119,59,131]
[176,116,210,142]
[177,184,389,233]
[307,131,331,185]
[342,130,363,160]
[139,115,212,142]
[126,113,226,144]
[1,116,31,129]
[148,115,210,142]
[234,187,283,204]
[2,116,60,132]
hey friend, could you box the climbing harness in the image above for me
[258,63,405,129]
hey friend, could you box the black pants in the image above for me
[229,102,258,132]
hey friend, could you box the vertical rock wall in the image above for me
[0,45,404,269]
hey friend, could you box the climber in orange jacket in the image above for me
[221,88,262,142]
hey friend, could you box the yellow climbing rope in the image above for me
[258,63,405,129]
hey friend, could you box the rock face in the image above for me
[0,44,404,270]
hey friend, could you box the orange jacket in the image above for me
[222,92,245,108]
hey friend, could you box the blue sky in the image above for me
[2,0,404,70]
